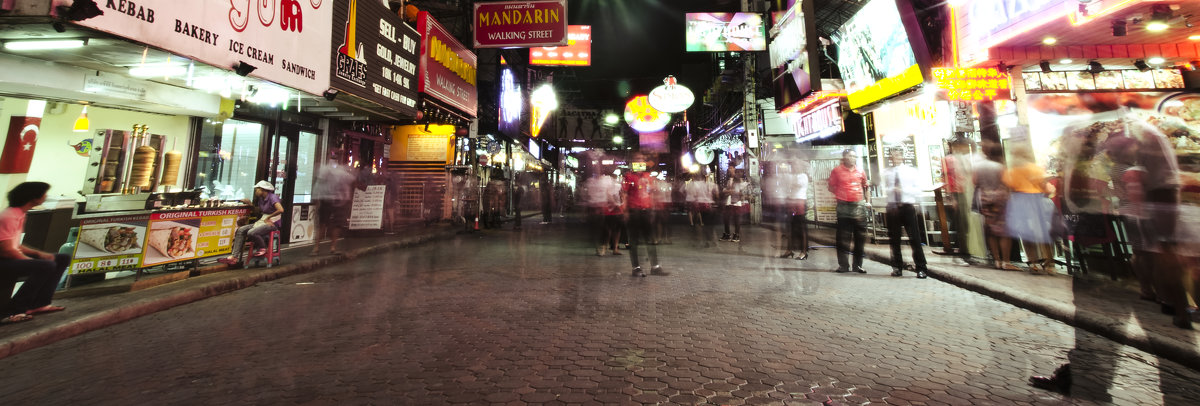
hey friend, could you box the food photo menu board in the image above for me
[1024,68,1185,92]
[68,208,250,273]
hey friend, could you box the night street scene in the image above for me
[3,0,1200,404]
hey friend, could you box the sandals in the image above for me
[1,313,33,325]
[24,305,64,316]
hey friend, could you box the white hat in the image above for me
[254,180,275,192]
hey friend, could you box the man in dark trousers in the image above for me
[828,149,868,273]
[1,182,68,325]
[623,154,665,277]
[881,147,928,279]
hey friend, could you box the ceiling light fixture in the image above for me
[128,64,188,78]
[1147,22,1169,31]
[1190,34,1200,40]
[3,39,85,51]
[1059,58,1074,64]
[1148,57,1166,65]
[1042,37,1057,45]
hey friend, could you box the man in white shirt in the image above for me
[882,148,929,278]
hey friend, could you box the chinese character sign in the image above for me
[931,67,1012,102]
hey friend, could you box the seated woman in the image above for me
[218,181,284,265]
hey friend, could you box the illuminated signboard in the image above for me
[953,0,1069,66]
[530,84,558,137]
[647,76,695,113]
[830,0,923,109]
[331,0,420,117]
[473,0,568,48]
[529,139,541,160]
[499,68,522,136]
[531,25,592,66]
[418,12,479,116]
[770,2,814,112]
[931,67,1011,102]
[685,13,767,52]
[789,100,843,143]
[624,95,671,133]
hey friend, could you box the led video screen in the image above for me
[530,25,591,66]
[830,0,922,109]
[685,12,767,52]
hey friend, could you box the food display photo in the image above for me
[142,220,199,265]
[73,222,145,259]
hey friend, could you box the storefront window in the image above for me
[194,119,263,201]
[292,131,318,203]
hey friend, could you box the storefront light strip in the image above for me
[3,39,84,50]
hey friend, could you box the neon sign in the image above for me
[931,67,1011,102]
[788,100,842,143]
[623,95,671,133]
[500,68,522,124]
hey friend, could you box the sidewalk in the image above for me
[796,223,1200,371]
[0,223,462,360]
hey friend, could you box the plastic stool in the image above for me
[242,229,282,268]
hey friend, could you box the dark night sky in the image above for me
[562,0,743,109]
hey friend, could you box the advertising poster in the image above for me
[349,185,387,230]
[418,12,479,116]
[331,0,421,117]
[473,0,568,48]
[143,208,248,266]
[685,13,767,52]
[52,0,333,95]
[70,214,150,274]
[769,2,814,112]
[530,25,591,66]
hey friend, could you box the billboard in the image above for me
[769,1,816,112]
[530,25,592,66]
[331,0,421,117]
[499,67,523,137]
[418,12,479,116]
[685,13,767,52]
[830,0,923,109]
[473,0,568,48]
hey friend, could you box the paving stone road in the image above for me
[1,222,1198,405]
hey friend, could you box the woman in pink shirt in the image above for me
[1,182,68,325]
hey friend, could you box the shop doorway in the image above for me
[270,125,318,244]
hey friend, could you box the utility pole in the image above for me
[742,0,762,224]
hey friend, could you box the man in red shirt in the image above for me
[942,137,974,260]
[1,182,68,325]
[623,154,665,277]
[828,149,868,273]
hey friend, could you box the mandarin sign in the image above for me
[473,0,568,48]
[418,11,478,116]
[931,67,1011,101]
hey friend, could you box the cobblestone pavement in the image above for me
[1,221,1199,405]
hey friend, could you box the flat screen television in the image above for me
[830,0,923,109]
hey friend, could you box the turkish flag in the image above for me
[0,116,41,174]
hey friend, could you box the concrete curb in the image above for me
[807,231,1200,372]
[0,227,460,360]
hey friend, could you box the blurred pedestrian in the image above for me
[720,169,749,242]
[1105,135,1156,301]
[829,149,868,273]
[652,175,672,244]
[782,160,810,260]
[944,137,975,262]
[1002,142,1057,275]
[310,156,357,255]
[881,148,929,278]
[512,177,525,231]
[974,141,1017,271]
[623,155,664,276]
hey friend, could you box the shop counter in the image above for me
[68,206,252,275]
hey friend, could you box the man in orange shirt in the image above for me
[828,149,868,273]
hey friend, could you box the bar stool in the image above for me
[242,229,281,268]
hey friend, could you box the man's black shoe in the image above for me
[1029,364,1071,395]
[632,267,646,277]
[731,233,740,242]
[916,270,928,279]
[891,269,903,277]
[853,267,866,274]
[650,265,669,276]
[719,233,732,241]
[834,267,849,273]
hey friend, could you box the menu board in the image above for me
[1024,69,1185,92]
[349,185,387,230]
[69,208,250,274]
[406,134,450,161]
[880,134,917,168]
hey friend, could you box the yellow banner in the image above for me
[847,64,924,110]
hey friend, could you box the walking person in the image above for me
[310,156,357,255]
[512,178,524,231]
[1,182,68,325]
[881,148,929,278]
[974,141,1018,271]
[623,155,665,277]
[829,149,869,273]
[781,160,811,260]
[720,169,749,242]
[1002,142,1057,275]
